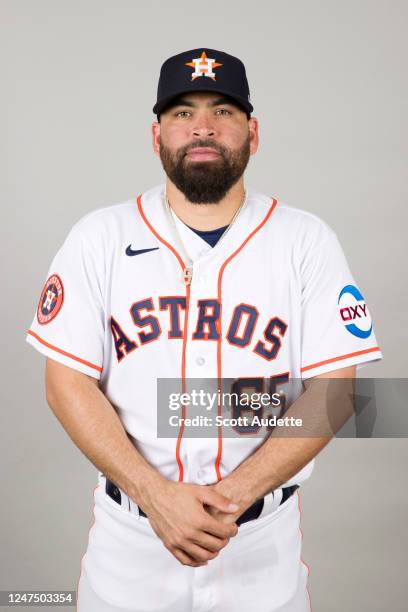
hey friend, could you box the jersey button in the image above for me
[196,356,205,366]
[197,469,206,481]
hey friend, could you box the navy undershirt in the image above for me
[186,224,229,248]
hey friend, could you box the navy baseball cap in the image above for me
[153,48,253,118]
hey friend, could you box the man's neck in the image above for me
[165,180,246,231]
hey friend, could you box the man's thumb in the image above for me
[201,488,239,513]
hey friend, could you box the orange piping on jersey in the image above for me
[176,284,191,482]
[137,195,186,271]
[137,194,189,482]
[301,346,381,373]
[26,330,103,373]
[214,197,278,481]
[297,490,313,610]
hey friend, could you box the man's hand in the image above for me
[139,479,240,567]
[205,478,255,525]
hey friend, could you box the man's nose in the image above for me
[192,113,216,137]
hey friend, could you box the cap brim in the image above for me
[153,87,253,116]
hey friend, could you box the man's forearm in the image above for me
[45,360,164,505]
[217,373,355,509]
[219,434,331,510]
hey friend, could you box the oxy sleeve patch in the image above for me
[338,284,372,339]
[37,274,64,325]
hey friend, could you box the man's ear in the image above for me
[248,116,259,156]
[152,121,161,156]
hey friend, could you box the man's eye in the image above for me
[174,108,232,118]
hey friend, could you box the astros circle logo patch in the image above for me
[37,274,64,325]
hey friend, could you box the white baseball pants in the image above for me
[76,482,311,612]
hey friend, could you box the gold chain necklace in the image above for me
[164,190,248,286]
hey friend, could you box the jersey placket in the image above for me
[173,218,224,484]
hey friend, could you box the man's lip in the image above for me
[186,148,221,160]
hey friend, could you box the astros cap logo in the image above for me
[185,51,223,81]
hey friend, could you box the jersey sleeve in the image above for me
[300,225,383,379]
[25,218,105,380]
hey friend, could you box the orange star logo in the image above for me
[185,51,223,81]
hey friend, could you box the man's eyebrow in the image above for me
[170,96,237,109]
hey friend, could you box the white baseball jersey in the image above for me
[26,183,383,488]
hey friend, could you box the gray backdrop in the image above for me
[2,0,407,610]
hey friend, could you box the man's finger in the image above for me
[206,507,238,525]
[191,531,230,553]
[182,542,219,563]
[172,547,207,567]
[199,488,239,513]
[201,515,238,539]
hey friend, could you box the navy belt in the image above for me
[105,478,299,526]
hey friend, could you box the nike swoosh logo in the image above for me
[126,245,159,257]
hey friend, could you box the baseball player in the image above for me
[26,48,383,611]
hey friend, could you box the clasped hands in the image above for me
[140,478,253,568]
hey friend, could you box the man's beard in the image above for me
[159,135,251,204]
